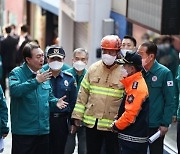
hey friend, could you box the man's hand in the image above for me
[159,126,168,136]
[36,70,52,83]
[70,125,77,134]
[56,95,68,109]
[74,119,82,127]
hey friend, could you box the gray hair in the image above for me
[73,48,89,59]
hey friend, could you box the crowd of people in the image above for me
[0,24,180,154]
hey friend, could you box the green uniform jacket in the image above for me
[0,86,9,137]
[9,63,58,135]
[65,68,87,92]
[174,66,180,120]
[143,60,174,127]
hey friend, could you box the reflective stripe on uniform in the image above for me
[83,115,96,125]
[73,103,85,113]
[81,79,90,90]
[98,118,113,128]
[81,79,123,98]
[83,115,113,128]
[118,133,148,143]
[90,85,123,98]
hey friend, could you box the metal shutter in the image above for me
[74,22,88,49]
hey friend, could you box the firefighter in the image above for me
[72,35,124,154]
[112,51,149,154]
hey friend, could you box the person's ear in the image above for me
[131,65,136,73]
[25,57,31,64]
[149,54,155,60]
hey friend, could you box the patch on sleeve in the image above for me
[132,81,138,89]
[167,81,173,87]
[127,94,135,104]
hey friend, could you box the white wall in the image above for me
[88,0,111,65]
[59,10,74,65]
[59,0,112,66]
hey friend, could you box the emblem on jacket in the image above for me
[132,81,138,89]
[64,80,69,86]
[127,95,134,104]
[152,76,157,81]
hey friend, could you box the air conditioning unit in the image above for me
[102,18,114,37]
[61,0,90,22]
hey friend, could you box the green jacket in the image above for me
[9,63,58,135]
[0,55,2,80]
[0,86,9,137]
[65,68,87,92]
[143,60,174,128]
[174,66,180,120]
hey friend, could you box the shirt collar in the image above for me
[52,71,63,78]
[27,65,38,74]
[22,63,36,78]
[148,60,161,74]
[72,68,87,77]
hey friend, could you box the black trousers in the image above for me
[1,66,14,93]
[119,140,148,154]
[49,113,69,154]
[12,134,49,154]
[86,126,119,154]
[148,127,165,154]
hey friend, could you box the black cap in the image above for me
[115,51,142,67]
[47,47,65,59]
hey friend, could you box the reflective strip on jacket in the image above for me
[72,60,124,131]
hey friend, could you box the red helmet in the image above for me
[101,35,121,50]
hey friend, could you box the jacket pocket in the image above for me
[151,81,162,88]
[110,77,123,89]
[90,77,100,84]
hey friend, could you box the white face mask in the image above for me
[73,60,86,71]
[102,54,116,66]
[49,61,63,71]
[142,56,150,67]
[120,68,128,77]
[121,49,133,57]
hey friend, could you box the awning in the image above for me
[28,0,59,16]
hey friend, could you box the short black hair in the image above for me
[5,26,11,34]
[11,24,16,29]
[141,41,157,56]
[21,25,29,33]
[23,42,40,63]
[123,35,137,47]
